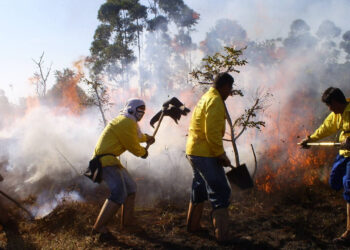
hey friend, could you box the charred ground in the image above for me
[0,180,349,250]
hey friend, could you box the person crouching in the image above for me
[91,98,155,236]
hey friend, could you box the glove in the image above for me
[217,153,231,167]
[141,149,148,159]
[145,134,155,145]
[299,136,312,149]
[341,137,350,150]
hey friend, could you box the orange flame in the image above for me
[255,90,336,193]
[57,59,85,115]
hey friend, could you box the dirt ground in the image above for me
[1,180,350,250]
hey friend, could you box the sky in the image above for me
[1,0,350,103]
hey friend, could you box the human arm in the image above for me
[309,113,338,141]
[300,113,338,149]
[118,120,147,158]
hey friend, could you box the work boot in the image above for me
[212,208,229,243]
[334,203,350,244]
[186,202,204,232]
[121,194,136,230]
[93,199,120,234]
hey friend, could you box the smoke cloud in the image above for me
[1,0,350,216]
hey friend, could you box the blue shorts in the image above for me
[329,154,350,202]
[186,155,231,209]
[102,166,137,204]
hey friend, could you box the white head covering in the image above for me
[120,98,145,121]
[120,98,145,138]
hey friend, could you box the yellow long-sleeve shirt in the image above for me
[93,115,147,167]
[186,87,226,157]
[310,101,350,157]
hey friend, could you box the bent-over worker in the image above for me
[92,98,155,236]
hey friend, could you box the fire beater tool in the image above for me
[297,142,341,147]
[147,97,190,149]
[224,104,257,189]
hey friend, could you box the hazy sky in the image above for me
[1,0,349,102]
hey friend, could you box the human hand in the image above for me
[299,136,311,149]
[141,149,148,159]
[341,137,350,150]
[145,134,155,145]
[217,153,231,167]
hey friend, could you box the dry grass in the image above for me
[1,181,350,249]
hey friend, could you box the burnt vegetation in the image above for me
[1,0,350,249]
[1,182,349,249]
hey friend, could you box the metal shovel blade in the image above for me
[226,164,254,189]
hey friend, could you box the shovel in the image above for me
[224,104,257,189]
[226,143,257,190]
[146,97,190,150]
[226,164,254,189]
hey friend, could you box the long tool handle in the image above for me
[224,104,240,167]
[0,190,34,220]
[298,142,341,146]
[55,146,80,175]
[146,111,165,150]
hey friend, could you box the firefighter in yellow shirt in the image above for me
[186,73,233,243]
[92,98,155,237]
[300,87,350,243]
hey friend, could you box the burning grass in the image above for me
[1,180,349,249]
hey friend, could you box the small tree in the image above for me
[190,46,270,168]
[84,77,111,127]
[31,52,52,97]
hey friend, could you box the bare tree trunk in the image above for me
[137,19,141,62]
[94,86,107,127]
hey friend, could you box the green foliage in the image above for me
[90,0,147,76]
[191,46,247,82]
[157,0,198,28]
[147,0,198,31]
[191,46,247,97]
[147,15,168,32]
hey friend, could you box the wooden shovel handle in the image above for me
[146,111,165,150]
